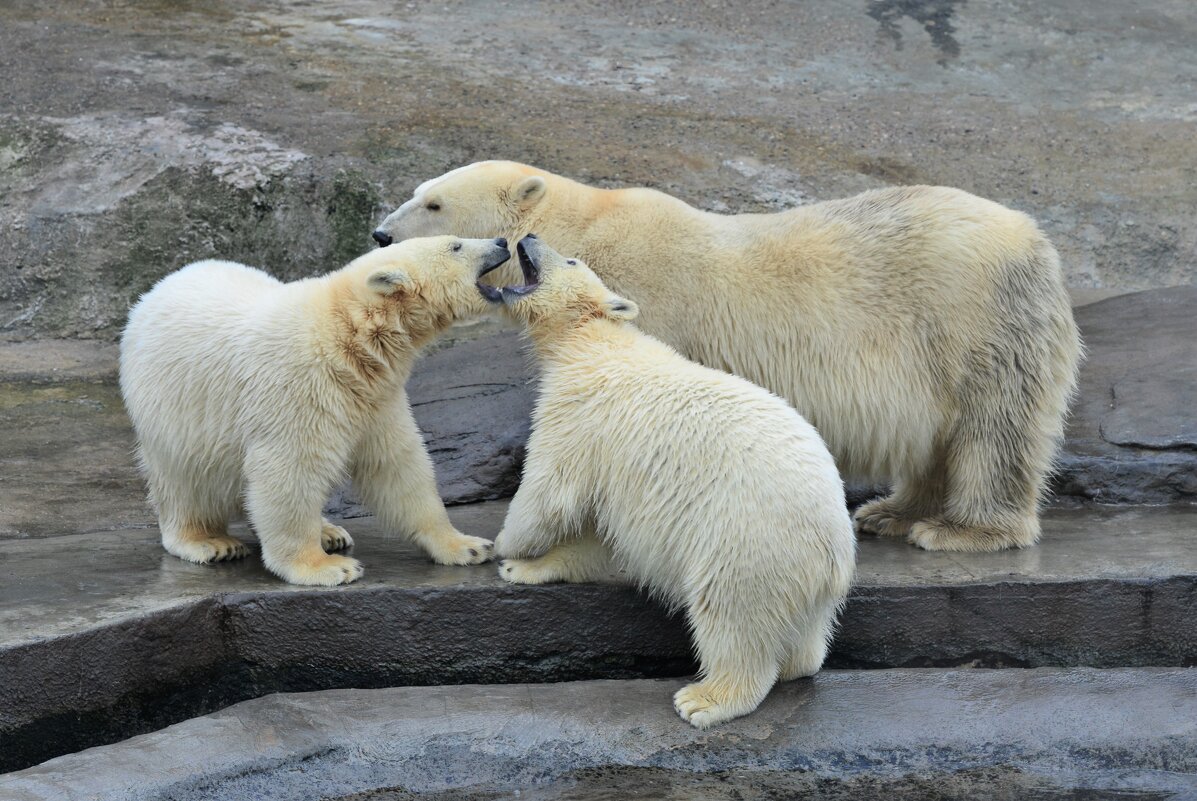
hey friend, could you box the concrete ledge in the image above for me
[3,669,1195,800]
[1,503,1195,772]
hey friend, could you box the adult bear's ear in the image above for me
[367,269,412,293]
[604,294,639,322]
[512,175,547,209]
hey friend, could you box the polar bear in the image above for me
[120,236,510,585]
[373,161,1082,553]
[489,236,856,729]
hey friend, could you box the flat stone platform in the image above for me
[3,669,1194,801]
[2,502,1194,772]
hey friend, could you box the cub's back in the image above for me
[123,260,282,344]
[542,332,842,497]
[120,260,286,435]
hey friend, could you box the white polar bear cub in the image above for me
[120,236,511,585]
[490,237,857,729]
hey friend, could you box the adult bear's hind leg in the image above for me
[910,374,1048,553]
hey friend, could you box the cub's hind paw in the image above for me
[497,557,560,585]
[673,677,768,730]
[908,518,1037,552]
[170,535,251,564]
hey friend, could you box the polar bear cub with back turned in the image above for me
[490,237,856,729]
[120,236,510,585]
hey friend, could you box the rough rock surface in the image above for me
[2,502,1194,771]
[1,1,1195,340]
[1055,286,1197,503]
[325,329,535,517]
[3,670,1195,800]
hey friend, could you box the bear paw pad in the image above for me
[281,553,364,586]
[497,558,555,585]
[321,522,354,553]
[853,500,913,538]
[673,682,735,730]
[429,533,495,566]
[908,519,1036,552]
[173,536,251,564]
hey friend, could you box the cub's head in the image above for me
[345,235,510,344]
[372,161,548,246]
[483,235,638,336]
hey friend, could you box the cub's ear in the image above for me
[604,294,639,322]
[512,175,547,208]
[368,269,412,294]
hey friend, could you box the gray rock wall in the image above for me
[2,1,1195,340]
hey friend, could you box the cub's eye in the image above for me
[451,242,462,252]
[426,202,441,212]
[566,259,577,266]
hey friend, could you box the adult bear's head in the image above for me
[373,161,549,247]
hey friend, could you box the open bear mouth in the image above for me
[475,237,541,304]
[475,248,511,304]
[474,235,541,304]
[502,239,541,298]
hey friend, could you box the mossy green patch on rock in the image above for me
[326,169,382,269]
[6,163,387,340]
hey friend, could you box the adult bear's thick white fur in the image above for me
[375,162,1082,552]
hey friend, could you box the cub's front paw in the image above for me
[278,553,364,586]
[425,530,495,566]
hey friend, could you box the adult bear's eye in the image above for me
[566,259,577,266]
[451,242,462,252]
[427,202,441,211]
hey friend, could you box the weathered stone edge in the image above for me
[2,574,1194,773]
[4,669,1196,800]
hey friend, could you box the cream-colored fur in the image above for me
[119,236,510,585]
[376,162,1083,552]
[491,238,856,729]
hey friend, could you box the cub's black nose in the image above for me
[494,237,508,249]
[372,230,393,247]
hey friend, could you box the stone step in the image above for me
[1,502,1194,772]
[3,668,1195,800]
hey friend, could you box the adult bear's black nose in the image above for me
[494,237,508,249]
[372,230,393,247]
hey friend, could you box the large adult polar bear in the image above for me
[373,162,1082,552]
[490,236,856,728]
[120,236,509,585]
